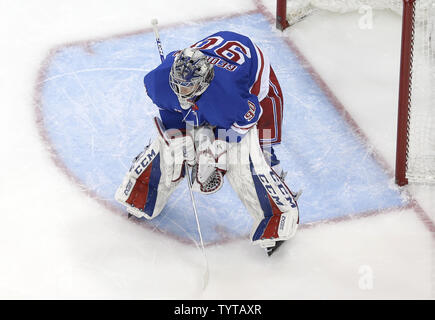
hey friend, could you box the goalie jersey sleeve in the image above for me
[143,31,271,140]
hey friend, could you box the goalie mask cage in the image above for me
[276,0,435,186]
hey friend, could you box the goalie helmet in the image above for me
[169,48,214,109]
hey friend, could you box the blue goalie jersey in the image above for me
[144,31,271,139]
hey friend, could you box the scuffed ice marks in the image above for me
[38,13,405,244]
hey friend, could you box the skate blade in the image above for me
[265,240,285,256]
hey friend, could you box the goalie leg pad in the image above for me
[115,136,183,219]
[124,150,161,216]
[225,126,299,247]
[250,160,298,245]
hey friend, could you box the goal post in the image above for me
[275,0,435,186]
[276,0,289,30]
[395,0,416,186]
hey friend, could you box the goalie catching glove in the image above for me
[191,125,228,195]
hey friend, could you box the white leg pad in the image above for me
[225,126,300,246]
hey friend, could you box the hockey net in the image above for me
[276,0,435,185]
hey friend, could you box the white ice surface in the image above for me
[0,0,433,299]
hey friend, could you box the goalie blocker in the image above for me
[115,119,299,249]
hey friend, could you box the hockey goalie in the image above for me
[115,31,300,256]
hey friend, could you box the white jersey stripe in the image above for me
[257,45,270,102]
[249,44,270,101]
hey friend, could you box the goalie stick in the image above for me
[150,18,210,289]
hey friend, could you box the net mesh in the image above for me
[406,1,435,183]
[286,0,403,25]
[286,0,435,22]
[286,0,435,183]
